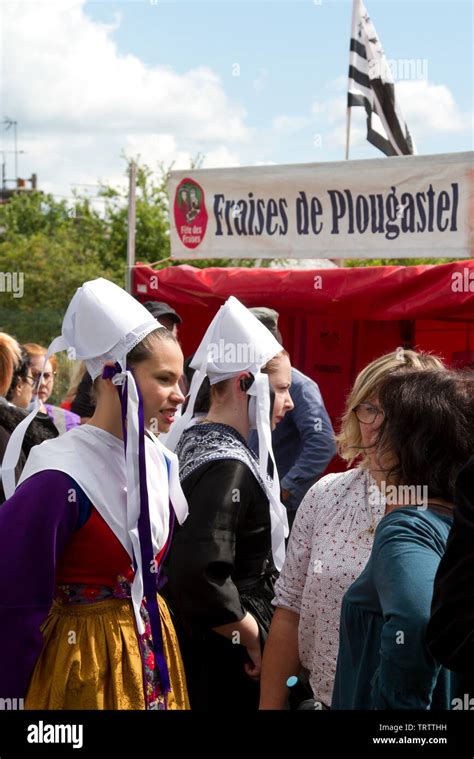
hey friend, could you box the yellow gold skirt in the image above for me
[25,595,189,710]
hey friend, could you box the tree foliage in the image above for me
[343,257,460,267]
[0,161,174,345]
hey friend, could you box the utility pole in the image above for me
[126,161,137,294]
[3,118,19,181]
[0,150,26,202]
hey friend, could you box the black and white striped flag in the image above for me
[348,0,416,156]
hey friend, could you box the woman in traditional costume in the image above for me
[0,278,189,710]
[163,296,293,710]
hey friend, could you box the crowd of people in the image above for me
[0,276,473,711]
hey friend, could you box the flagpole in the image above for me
[126,160,137,295]
[340,0,358,267]
[345,107,351,160]
[340,110,350,264]
[345,0,357,162]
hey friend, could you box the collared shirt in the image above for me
[273,467,386,706]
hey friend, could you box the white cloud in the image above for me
[2,0,250,197]
[5,1,249,142]
[396,80,473,136]
[311,96,344,126]
[311,95,366,150]
[202,147,241,169]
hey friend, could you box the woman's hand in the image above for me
[244,634,262,680]
[213,611,262,679]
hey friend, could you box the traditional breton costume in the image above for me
[0,278,189,709]
[162,296,288,710]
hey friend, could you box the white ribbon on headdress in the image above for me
[247,372,288,570]
[116,367,146,635]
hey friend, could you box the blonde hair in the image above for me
[0,332,21,396]
[62,361,88,405]
[337,349,445,468]
[23,343,57,372]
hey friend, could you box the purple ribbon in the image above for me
[156,502,175,592]
[101,362,173,704]
[101,363,122,381]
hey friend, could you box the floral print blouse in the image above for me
[273,467,386,706]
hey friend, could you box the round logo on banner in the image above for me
[174,178,208,249]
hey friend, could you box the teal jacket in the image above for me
[332,507,456,709]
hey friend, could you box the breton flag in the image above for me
[347,0,416,157]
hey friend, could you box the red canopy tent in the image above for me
[133,260,474,472]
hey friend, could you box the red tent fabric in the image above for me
[134,261,474,473]
[134,261,474,320]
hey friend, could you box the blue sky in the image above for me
[2,0,472,200]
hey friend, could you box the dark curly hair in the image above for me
[376,369,474,503]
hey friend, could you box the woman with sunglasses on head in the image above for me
[23,343,80,434]
[259,349,444,710]
[332,368,474,709]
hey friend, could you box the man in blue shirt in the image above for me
[249,307,336,528]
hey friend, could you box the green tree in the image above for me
[97,161,171,269]
[0,228,119,344]
[343,257,462,267]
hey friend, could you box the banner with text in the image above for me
[168,152,473,259]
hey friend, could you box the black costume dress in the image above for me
[163,422,277,711]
